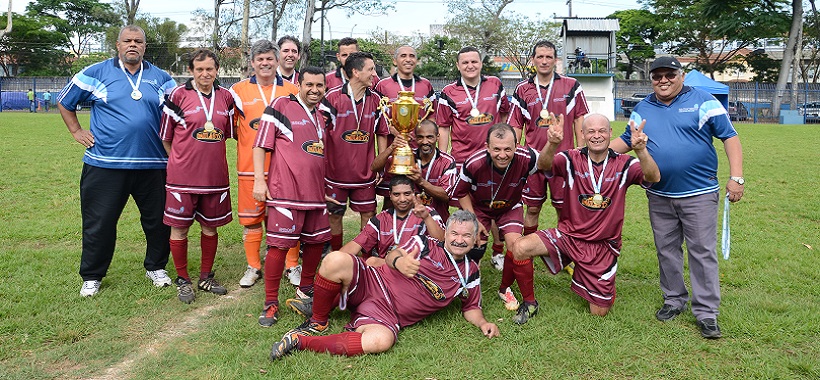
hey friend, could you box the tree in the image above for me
[415,35,462,78]
[744,49,780,83]
[494,14,560,79]
[609,9,659,80]
[641,0,790,78]
[1,0,11,39]
[444,0,514,60]
[124,0,140,25]
[772,0,802,116]
[800,9,819,83]
[26,0,120,57]
[0,13,70,76]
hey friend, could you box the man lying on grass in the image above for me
[270,209,499,360]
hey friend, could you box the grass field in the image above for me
[0,112,818,379]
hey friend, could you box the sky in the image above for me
[9,0,643,39]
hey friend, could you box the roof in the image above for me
[562,18,620,32]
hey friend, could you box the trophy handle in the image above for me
[419,98,434,121]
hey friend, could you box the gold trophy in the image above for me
[380,91,433,175]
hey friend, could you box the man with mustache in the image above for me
[325,37,380,89]
[230,40,300,289]
[277,35,301,84]
[58,25,177,297]
[514,114,660,318]
[269,210,499,360]
[451,123,540,323]
[252,67,329,327]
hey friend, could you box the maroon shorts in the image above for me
[523,172,565,209]
[265,207,331,248]
[163,191,232,228]
[535,229,619,307]
[375,172,394,198]
[474,203,524,241]
[325,183,377,215]
[341,254,401,340]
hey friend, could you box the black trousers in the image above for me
[79,164,170,281]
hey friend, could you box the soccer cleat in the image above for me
[286,265,302,286]
[498,287,520,311]
[175,277,196,304]
[80,280,101,297]
[239,265,261,288]
[259,305,279,327]
[655,304,685,322]
[145,269,173,287]
[270,332,301,361]
[513,301,539,325]
[198,273,228,295]
[286,318,329,337]
[491,254,504,271]
[285,295,313,319]
[696,318,722,339]
[564,262,575,276]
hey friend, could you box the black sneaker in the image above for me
[286,318,329,336]
[198,273,228,295]
[513,301,539,325]
[175,277,196,304]
[285,296,314,319]
[696,318,722,339]
[655,304,685,322]
[270,331,301,361]
[259,304,279,327]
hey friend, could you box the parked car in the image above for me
[621,93,649,117]
[798,102,820,123]
[727,101,749,121]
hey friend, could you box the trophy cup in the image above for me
[380,91,433,175]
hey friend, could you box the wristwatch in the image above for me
[729,176,745,185]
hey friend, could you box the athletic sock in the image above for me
[499,250,516,290]
[330,234,343,251]
[170,238,189,281]
[512,254,536,303]
[243,227,264,270]
[263,246,288,307]
[311,273,342,324]
[523,225,538,236]
[285,242,300,269]
[491,242,504,256]
[199,232,218,280]
[299,332,364,356]
[298,243,324,296]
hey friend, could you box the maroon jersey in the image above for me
[508,73,590,151]
[548,148,645,243]
[375,73,437,129]
[325,67,380,90]
[436,75,512,163]
[279,70,299,84]
[254,94,327,210]
[161,80,235,194]
[319,85,388,188]
[452,147,539,213]
[352,207,444,258]
[375,235,482,328]
[379,149,457,219]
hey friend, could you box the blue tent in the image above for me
[684,69,729,109]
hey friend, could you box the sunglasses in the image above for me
[651,72,679,82]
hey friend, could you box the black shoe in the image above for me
[285,296,314,319]
[270,332,301,361]
[512,301,539,325]
[655,304,684,322]
[696,318,722,339]
[198,272,228,295]
[286,318,329,336]
[175,277,196,304]
[258,304,279,327]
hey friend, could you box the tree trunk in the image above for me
[213,0,221,51]
[300,0,316,69]
[773,0,802,118]
[124,0,140,25]
[0,1,12,39]
[790,19,802,107]
[241,0,250,77]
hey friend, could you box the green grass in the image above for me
[0,113,818,379]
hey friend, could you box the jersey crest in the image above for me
[192,127,225,143]
[342,130,370,144]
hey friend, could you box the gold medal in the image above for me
[470,108,480,117]
[131,90,142,101]
[461,288,469,298]
[204,121,215,131]
[540,109,550,119]
[592,193,603,206]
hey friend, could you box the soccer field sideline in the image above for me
[0,113,818,379]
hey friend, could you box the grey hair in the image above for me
[251,39,280,61]
[446,210,479,235]
[394,45,416,60]
[118,25,146,41]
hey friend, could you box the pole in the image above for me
[320,1,326,68]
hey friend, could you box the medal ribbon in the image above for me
[119,59,144,98]
[445,247,470,297]
[194,82,216,127]
[347,83,363,131]
[392,209,412,247]
[460,77,481,115]
[256,79,274,106]
[490,163,510,205]
[586,153,609,196]
[295,95,322,141]
[416,149,438,183]
[399,76,415,94]
[534,73,555,116]
[721,195,731,260]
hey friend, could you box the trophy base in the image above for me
[388,146,415,175]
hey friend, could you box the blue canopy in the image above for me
[684,69,729,109]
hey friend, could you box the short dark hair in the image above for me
[299,66,326,83]
[416,119,439,135]
[486,123,516,144]
[188,48,220,70]
[338,37,359,51]
[457,46,480,62]
[389,175,414,191]
[343,51,374,78]
[277,35,301,53]
[531,40,557,57]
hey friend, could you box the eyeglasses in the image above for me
[651,72,679,82]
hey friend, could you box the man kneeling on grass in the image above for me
[269,209,499,360]
[513,113,660,316]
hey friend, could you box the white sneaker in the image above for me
[491,254,504,271]
[240,265,261,288]
[286,265,302,286]
[145,269,173,287]
[498,287,520,311]
[80,280,101,297]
